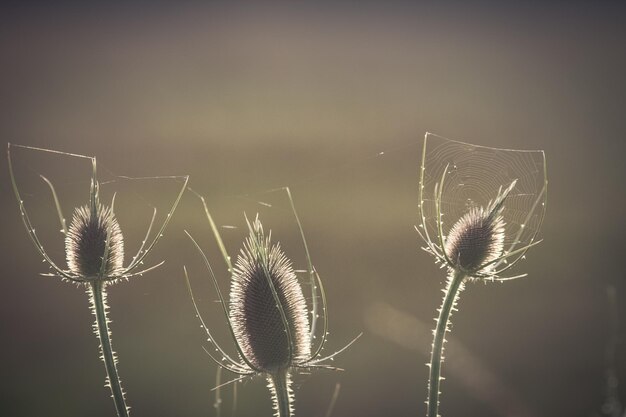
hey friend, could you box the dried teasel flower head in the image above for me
[8,143,188,417]
[443,181,511,274]
[418,133,548,417]
[7,143,189,284]
[230,217,311,373]
[185,188,361,417]
[66,204,125,278]
[417,133,547,281]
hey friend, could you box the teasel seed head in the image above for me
[65,204,124,278]
[443,183,509,276]
[229,218,311,373]
[444,206,505,273]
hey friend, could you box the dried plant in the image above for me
[8,144,188,417]
[184,188,359,417]
[415,133,547,417]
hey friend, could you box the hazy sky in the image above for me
[1,3,625,417]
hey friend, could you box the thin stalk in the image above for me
[232,380,238,417]
[270,371,293,417]
[427,269,465,417]
[215,366,222,417]
[324,383,341,417]
[90,281,129,417]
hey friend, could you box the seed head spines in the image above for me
[444,205,505,274]
[442,180,516,275]
[230,217,311,373]
[66,204,124,278]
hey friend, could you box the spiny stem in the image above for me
[90,281,129,417]
[270,371,293,417]
[427,269,465,417]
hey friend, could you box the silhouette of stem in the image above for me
[90,281,129,417]
[427,270,465,417]
[271,371,292,417]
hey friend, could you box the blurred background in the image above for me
[1,2,625,417]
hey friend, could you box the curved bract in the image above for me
[416,132,547,281]
[8,144,189,285]
[185,188,360,417]
[416,133,547,417]
[443,181,510,275]
[8,143,188,417]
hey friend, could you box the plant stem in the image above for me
[90,281,129,417]
[427,269,465,417]
[215,366,222,417]
[270,370,292,417]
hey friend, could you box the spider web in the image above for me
[7,144,188,272]
[418,133,547,266]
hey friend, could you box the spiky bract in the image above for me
[230,219,311,373]
[66,204,124,278]
[186,206,360,417]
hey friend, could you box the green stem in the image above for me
[215,366,222,417]
[427,270,465,417]
[90,281,129,417]
[270,370,292,417]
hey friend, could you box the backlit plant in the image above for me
[184,189,359,417]
[8,144,188,417]
[415,133,547,417]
